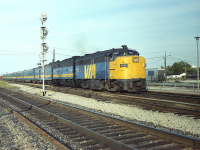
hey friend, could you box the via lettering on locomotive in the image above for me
[84,64,96,79]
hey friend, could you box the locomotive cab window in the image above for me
[110,51,139,61]
[128,51,139,56]
[111,52,127,61]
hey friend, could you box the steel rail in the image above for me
[102,97,200,116]
[0,91,136,150]
[0,100,69,150]
[12,85,200,110]
[0,88,200,148]
[2,87,200,116]
[95,93,200,115]
[146,90,200,96]
[100,92,200,108]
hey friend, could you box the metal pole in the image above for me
[185,62,186,80]
[53,48,55,62]
[42,22,45,96]
[195,35,199,92]
[164,52,166,81]
[193,82,195,92]
[40,12,48,96]
[197,38,199,92]
[42,49,45,95]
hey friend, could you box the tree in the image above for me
[166,61,197,75]
[166,65,173,75]
[187,68,198,73]
[171,62,184,74]
[177,61,191,68]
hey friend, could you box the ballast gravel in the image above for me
[0,100,58,150]
[0,97,83,150]
[8,84,200,139]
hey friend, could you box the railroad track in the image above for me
[12,81,200,103]
[0,87,200,149]
[46,85,200,117]
[94,92,200,117]
[6,82,200,118]
[133,91,200,105]
[8,81,200,103]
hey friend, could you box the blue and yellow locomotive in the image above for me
[3,45,147,92]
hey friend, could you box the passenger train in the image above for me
[3,45,147,92]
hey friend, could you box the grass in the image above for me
[0,81,20,89]
[34,93,39,96]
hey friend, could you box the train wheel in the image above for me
[106,82,118,92]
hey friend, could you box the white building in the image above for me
[192,66,197,68]
[167,73,186,79]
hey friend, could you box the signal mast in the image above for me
[40,12,49,96]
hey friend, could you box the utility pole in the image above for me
[164,52,166,81]
[185,62,186,80]
[53,48,55,62]
[163,52,171,81]
[194,35,199,92]
[40,12,49,96]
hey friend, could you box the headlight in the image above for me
[133,57,139,63]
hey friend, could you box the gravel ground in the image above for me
[0,97,85,150]
[147,85,200,94]
[0,98,58,150]
[8,84,200,139]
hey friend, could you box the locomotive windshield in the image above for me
[127,50,139,56]
[111,50,139,61]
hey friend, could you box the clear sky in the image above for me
[0,0,199,75]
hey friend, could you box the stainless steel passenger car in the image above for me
[146,68,165,82]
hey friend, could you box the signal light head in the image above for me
[40,12,48,22]
[40,27,49,39]
[41,43,49,52]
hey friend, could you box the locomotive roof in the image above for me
[44,46,138,65]
[76,46,139,60]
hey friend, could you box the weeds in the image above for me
[34,93,39,96]
[0,81,20,89]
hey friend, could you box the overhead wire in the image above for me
[0,54,39,55]
[0,48,73,58]
[141,51,166,54]
[0,49,39,54]
[47,51,72,57]
[1,48,198,66]
[145,55,198,67]
[167,51,196,59]
[146,58,163,65]
[55,53,71,57]
[168,57,197,64]
[145,53,198,65]
[54,47,82,52]
[143,50,196,59]
[145,56,163,59]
